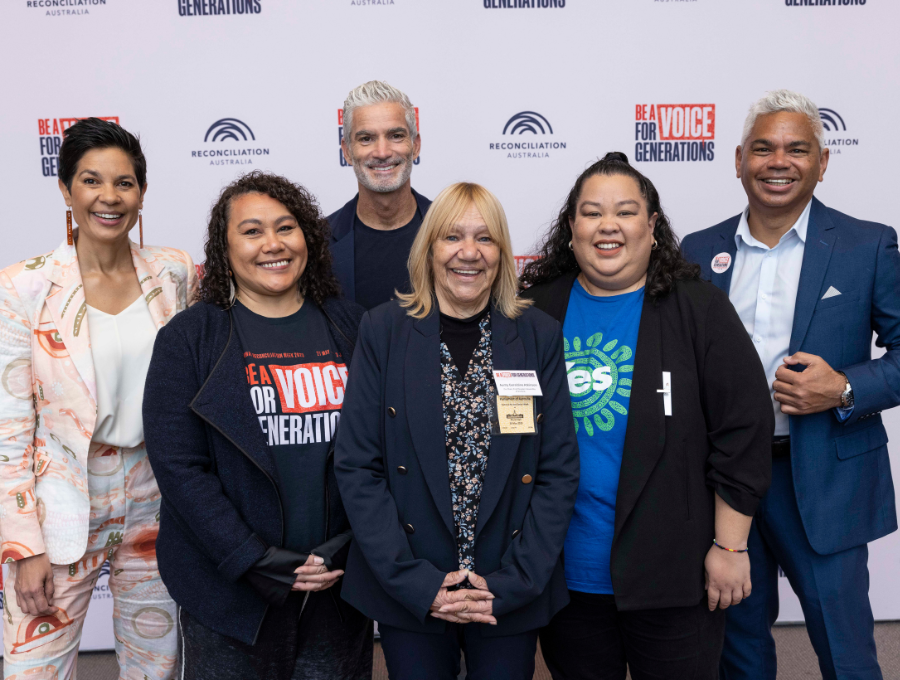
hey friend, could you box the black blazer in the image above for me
[334,301,579,636]
[521,272,773,611]
[327,189,432,303]
[143,298,364,645]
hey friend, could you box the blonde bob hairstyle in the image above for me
[398,182,532,320]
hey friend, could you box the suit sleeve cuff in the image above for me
[217,533,269,583]
[714,483,760,518]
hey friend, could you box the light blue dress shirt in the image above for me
[729,200,850,436]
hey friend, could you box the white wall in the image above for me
[0,0,897,648]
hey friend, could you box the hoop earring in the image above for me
[568,241,573,250]
[651,238,659,250]
[66,209,73,246]
[138,210,144,249]
[228,270,237,308]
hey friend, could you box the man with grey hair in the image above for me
[683,89,900,680]
[328,80,431,310]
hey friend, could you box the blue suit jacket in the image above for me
[334,301,579,636]
[326,189,432,303]
[682,197,900,555]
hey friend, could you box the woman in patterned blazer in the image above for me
[0,118,197,680]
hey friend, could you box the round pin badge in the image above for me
[711,252,732,274]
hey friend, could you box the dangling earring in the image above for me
[568,240,573,250]
[651,238,659,251]
[138,210,144,249]
[228,270,237,307]
[66,209,73,246]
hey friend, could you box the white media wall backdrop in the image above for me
[0,0,897,651]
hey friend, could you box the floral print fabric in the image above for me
[440,313,494,575]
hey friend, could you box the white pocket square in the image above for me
[822,286,841,300]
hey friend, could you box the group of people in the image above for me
[0,80,896,680]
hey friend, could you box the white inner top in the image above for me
[729,200,811,437]
[86,296,158,448]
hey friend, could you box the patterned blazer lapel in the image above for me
[131,243,178,329]
[45,241,97,407]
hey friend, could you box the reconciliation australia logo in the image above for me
[192,118,270,167]
[565,333,633,436]
[819,108,858,154]
[634,103,715,162]
[490,111,567,160]
[38,116,119,177]
[26,0,107,17]
[178,0,261,16]
[337,107,421,167]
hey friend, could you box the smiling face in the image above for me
[226,192,308,305]
[737,111,828,218]
[570,173,658,296]
[431,203,501,318]
[342,102,420,194]
[58,147,145,246]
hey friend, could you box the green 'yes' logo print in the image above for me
[565,333,634,436]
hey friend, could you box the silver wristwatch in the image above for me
[838,371,854,409]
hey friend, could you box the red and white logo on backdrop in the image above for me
[634,104,715,162]
[37,117,120,178]
[515,255,539,277]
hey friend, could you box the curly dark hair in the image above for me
[520,152,699,298]
[200,171,340,308]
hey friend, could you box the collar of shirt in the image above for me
[734,199,813,252]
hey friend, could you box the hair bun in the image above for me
[602,151,629,164]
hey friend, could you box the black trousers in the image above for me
[540,590,726,680]
[180,590,373,680]
[379,621,538,680]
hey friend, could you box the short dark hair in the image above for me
[200,171,341,308]
[58,117,147,191]
[520,152,700,299]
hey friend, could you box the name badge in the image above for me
[492,370,541,435]
[496,396,536,434]
[492,370,543,396]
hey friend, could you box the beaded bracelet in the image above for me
[713,539,749,553]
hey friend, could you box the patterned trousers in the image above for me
[3,441,178,680]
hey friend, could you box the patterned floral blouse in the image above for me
[440,313,495,576]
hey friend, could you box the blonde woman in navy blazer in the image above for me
[334,183,579,680]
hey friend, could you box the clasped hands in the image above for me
[292,554,343,592]
[429,569,497,625]
[772,352,845,416]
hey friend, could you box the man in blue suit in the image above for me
[328,80,431,310]
[682,89,900,680]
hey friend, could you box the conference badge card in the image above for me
[491,370,542,435]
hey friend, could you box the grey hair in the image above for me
[342,80,418,144]
[741,89,825,151]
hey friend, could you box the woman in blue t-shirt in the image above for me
[520,153,774,680]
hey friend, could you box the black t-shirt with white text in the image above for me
[232,301,347,554]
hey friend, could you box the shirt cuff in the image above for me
[835,405,854,422]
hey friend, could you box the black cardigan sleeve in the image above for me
[700,288,774,516]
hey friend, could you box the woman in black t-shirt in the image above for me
[143,171,370,680]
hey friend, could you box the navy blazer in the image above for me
[334,301,579,636]
[326,189,432,302]
[143,298,364,645]
[682,197,900,554]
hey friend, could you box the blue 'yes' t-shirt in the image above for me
[562,279,644,594]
